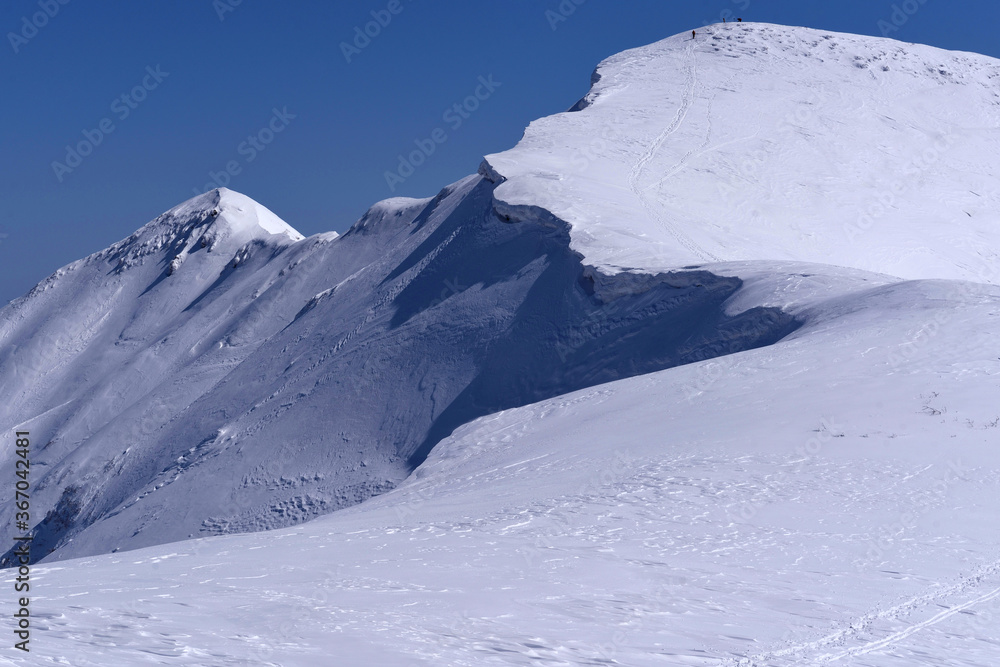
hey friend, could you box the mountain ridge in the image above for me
[3,24,998,564]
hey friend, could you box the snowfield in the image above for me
[485,23,1000,283]
[10,269,1000,666]
[2,22,1000,666]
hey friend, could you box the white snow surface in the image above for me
[166,187,305,243]
[485,23,1000,283]
[9,270,1000,666]
[2,22,1000,666]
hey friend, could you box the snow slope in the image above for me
[8,267,1000,666]
[0,174,799,563]
[485,23,1000,282]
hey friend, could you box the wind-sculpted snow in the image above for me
[0,174,799,563]
[485,23,1000,283]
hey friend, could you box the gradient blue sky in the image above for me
[2,0,997,304]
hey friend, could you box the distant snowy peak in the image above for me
[5,189,304,311]
[172,187,303,242]
[484,23,1000,284]
[103,188,304,271]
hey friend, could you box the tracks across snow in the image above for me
[641,65,758,195]
[626,41,721,264]
[722,559,1000,666]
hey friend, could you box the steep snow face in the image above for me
[485,23,1000,283]
[0,177,801,563]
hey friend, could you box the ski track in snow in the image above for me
[626,41,721,264]
[724,560,1000,666]
[641,63,759,195]
[822,585,1000,663]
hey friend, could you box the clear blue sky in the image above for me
[2,0,997,304]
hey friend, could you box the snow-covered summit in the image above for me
[484,23,1000,283]
[102,188,303,271]
[347,194,434,235]
[200,187,303,241]
[161,187,303,242]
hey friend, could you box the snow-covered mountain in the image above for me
[2,22,1000,665]
[18,270,1000,666]
[0,168,796,563]
[486,22,1000,281]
